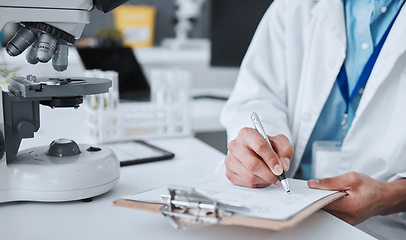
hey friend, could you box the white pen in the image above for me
[251,112,291,194]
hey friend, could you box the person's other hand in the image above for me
[225,127,293,188]
[308,172,387,225]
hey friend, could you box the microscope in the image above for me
[0,0,128,202]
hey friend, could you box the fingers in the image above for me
[269,134,294,171]
[308,172,364,225]
[226,140,277,184]
[309,172,383,226]
[225,127,293,189]
[237,128,290,176]
[225,168,271,188]
[308,172,362,191]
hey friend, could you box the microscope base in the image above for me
[0,144,120,203]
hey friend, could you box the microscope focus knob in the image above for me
[47,138,81,157]
[17,120,35,138]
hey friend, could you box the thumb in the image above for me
[308,172,357,191]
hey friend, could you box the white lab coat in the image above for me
[220,0,406,238]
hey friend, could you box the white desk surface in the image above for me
[1,106,375,240]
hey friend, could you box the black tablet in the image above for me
[103,140,175,166]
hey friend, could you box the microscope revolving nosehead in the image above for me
[5,22,76,71]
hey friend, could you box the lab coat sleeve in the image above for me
[389,173,406,182]
[220,0,292,143]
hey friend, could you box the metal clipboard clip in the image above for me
[159,186,249,230]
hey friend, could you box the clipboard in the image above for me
[113,186,346,231]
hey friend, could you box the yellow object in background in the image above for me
[113,5,156,49]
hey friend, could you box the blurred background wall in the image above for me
[82,0,211,45]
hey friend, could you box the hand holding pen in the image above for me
[224,112,293,192]
[251,112,291,194]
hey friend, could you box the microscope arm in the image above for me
[2,91,41,160]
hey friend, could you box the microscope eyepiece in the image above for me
[5,27,37,57]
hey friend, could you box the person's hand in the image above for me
[225,127,293,188]
[308,172,387,225]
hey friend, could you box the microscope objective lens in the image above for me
[26,41,39,65]
[5,27,37,57]
[36,33,57,63]
[52,42,69,71]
